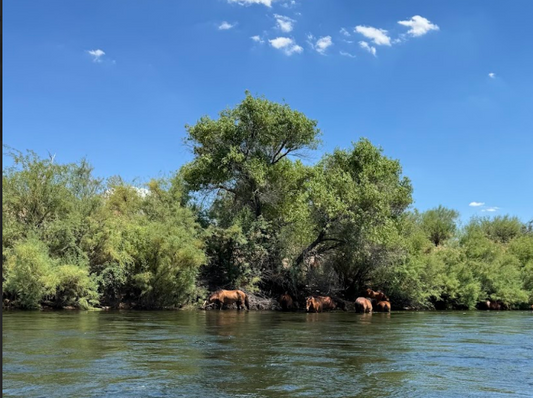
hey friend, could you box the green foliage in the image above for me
[3,238,57,309]
[53,264,99,309]
[373,211,532,309]
[83,177,206,308]
[300,139,413,293]
[182,91,320,218]
[182,92,321,294]
[202,220,268,292]
[465,215,524,244]
[3,149,206,309]
[3,95,531,311]
[420,206,459,246]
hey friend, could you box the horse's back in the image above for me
[355,297,372,313]
[318,296,336,311]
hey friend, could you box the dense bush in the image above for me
[3,238,57,309]
[3,150,205,309]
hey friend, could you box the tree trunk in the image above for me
[295,230,326,266]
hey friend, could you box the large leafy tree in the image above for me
[182,91,320,219]
[298,139,413,293]
[182,92,320,291]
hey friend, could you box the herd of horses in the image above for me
[204,288,392,313]
[204,289,530,312]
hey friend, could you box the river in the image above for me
[3,310,533,397]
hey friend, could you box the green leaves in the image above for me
[299,139,413,292]
[3,150,206,309]
[183,92,320,213]
[420,206,459,247]
[3,239,57,309]
[3,95,531,310]
[3,238,99,310]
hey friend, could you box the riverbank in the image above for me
[4,300,531,312]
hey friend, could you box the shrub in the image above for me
[3,238,57,309]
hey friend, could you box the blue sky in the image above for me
[3,0,532,223]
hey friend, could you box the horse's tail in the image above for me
[244,294,250,310]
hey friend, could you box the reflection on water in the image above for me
[3,310,533,397]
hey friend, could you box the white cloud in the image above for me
[340,51,356,58]
[274,14,295,33]
[219,21,235,30]
[398,15,439,37]
[315,36,333,55]
[482,207,499,212]
[306,34,333,55]
[469,202,485,207]
[355,26,391,46]
[488,72,496,79]
[228,0,273,6]
[340,28,351,37]
[392,36,405,44]
[359,41,376,56]
[269,37,303,55]
[251,35,265,44]
[281,0,296,8]
[87,49,105,62]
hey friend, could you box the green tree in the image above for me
[182,92,320,292]
[300,139,413,293]
[182,91,320,219]
[420,206,459,247]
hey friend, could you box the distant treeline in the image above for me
[3,92,532,310]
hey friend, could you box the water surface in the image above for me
[3,310,532,397]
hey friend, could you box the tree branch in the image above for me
[272,148,295,164]
[271,140,287,164]
[295,230,325,266]
[215,185,236,194]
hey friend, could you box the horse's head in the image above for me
[207,291,220,304]
[305,297,313,312]
[365,288,375,298]
[327,297,337,310]
[377,292,389,302]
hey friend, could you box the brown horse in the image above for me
[488,300,510,311]
[375,301,391,312]
[318,296,337,311]
[206,289,250,310]
[306,297,322,313]
[476,300,491,310]
[279,293,294,311]
[305,296,337,312]
[355,297,373,313]
[364,288,389,302]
